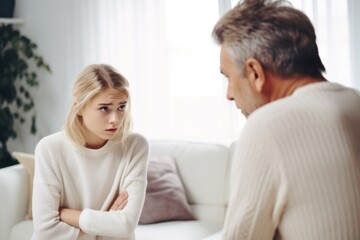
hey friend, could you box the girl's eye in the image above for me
[100,106,108,112]
[118,104,127,111]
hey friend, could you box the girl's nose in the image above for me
[109,111,119,124]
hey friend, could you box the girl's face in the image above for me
[79,88,128,149]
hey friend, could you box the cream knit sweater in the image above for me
[223,82,360,240]
[32,131,149,240]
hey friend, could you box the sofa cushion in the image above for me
[135,220,220,240]
[202,230,223,240]
[11,220,33,240]
[139,156,195,224]
[148,141,230,225]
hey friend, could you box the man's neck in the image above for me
[268,74,326,101]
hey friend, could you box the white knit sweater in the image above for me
[223,82,360,240]
[32,131,149,240]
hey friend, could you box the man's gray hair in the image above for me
[212,0,325,78]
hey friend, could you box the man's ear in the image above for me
[245,58,266,93]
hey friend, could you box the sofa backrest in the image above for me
[149,140,232,227]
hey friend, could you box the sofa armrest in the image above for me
[0,164,29,240]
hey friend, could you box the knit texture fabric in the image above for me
[223,82,360,240]
[32,131,149,240]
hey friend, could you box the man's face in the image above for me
[220,45,267,117]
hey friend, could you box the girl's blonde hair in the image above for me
[65,64,132,146]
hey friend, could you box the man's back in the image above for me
[225,82,360,239]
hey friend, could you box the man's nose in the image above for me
[226,86,234,101]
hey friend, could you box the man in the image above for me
[212,0,360,239]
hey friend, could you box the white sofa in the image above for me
[0,140,235,240]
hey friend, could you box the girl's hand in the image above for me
[58,208,85,237]
[109,192,128,211]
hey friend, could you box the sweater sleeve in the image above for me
[223,120,287,240]
[79,134,149,238]
[32,138,80,240]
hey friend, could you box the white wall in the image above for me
[348,0,360,89]
[8,0,76,154]
[7,0,360,154]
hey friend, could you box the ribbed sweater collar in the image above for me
[293,81,344,96]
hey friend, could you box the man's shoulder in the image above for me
[246,82,360,131]
[247,97,293,127]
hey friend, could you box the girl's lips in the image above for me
[106,128,117,132]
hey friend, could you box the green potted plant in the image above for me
[0,24,51,168]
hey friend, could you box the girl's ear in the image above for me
[245,58,266,93]
[74,102,82,116]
